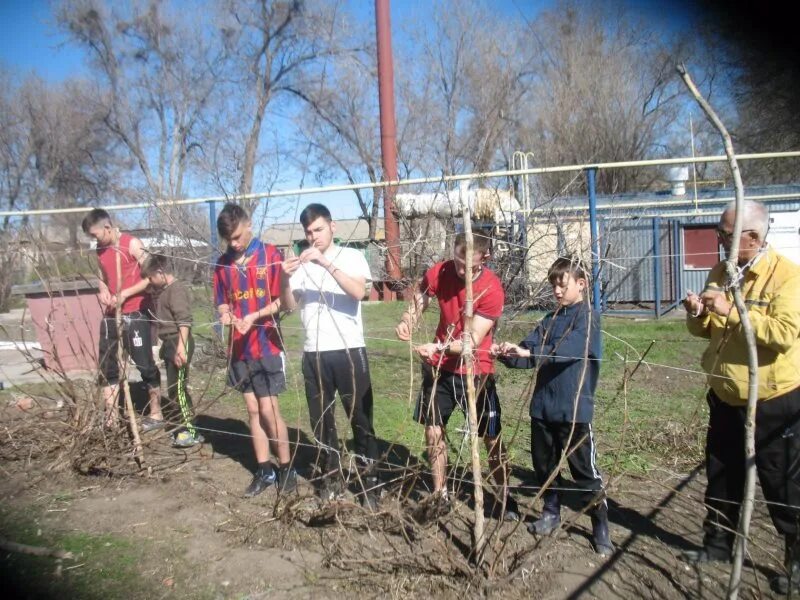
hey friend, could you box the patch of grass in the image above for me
[0,506,153,599]
[187,301,709,476]
[0,502,218,600]
[42,299,705,480]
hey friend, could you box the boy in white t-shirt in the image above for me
[281,204,379,509]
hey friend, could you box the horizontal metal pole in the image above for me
[1,151,798,218]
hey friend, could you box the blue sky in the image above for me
[0,0,555,223]
[0,0,559,83]
[0,0,86,81]
[0,0,699,225]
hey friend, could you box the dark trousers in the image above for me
[160,334,195,433]
[703,387,800,551]
[531,418,606,509]
[98,313,160,389]
[302,347,378,473]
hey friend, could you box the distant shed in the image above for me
[539,183,800,314]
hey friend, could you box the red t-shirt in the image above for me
[420,260,504,375]
[213,239,284,360]
[96,232,147,315]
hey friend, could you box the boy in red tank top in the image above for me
[82,208,163,430]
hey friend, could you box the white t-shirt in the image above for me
[289,245,372,352]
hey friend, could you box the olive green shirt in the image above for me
[150,279,193,339]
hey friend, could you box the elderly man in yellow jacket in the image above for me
[683,200,800,593]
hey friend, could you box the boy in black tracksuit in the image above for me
[492,257,612,556]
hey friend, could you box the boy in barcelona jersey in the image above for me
[213,203,297,498]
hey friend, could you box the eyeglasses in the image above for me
[716,228,755,242]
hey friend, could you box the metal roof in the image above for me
[262,218,384,246]
[539,184,800,220]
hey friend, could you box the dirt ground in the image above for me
[0,397,790,599]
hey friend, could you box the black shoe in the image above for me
[502,496,521,522]
[244,468,277,498]
[528,512,561,535]
[681,546,731,564]
[591,509,614,557]
[771,536,800,595]
[771,572,800,596]
[278,467,298,494]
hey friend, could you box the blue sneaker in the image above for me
[244,468,276,498]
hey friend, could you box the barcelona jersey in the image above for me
[213,239,284,360]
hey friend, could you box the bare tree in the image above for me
[22,78,122,247]
[514,0,690,196]
[56,0,223,234]
[292,53,383,237]
[0,70,35,311]
[215,0,351,213]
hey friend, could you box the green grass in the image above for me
[0,302,711,597]
[3,301,709,479]
[187,301,709,477]
[0,505,157,600]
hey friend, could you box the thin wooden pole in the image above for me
[114,230,144,468]
[678,64,759,600]
[461,205,486,563]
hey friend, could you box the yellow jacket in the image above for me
[687,246,800,405]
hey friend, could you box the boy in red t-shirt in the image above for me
[395,232,518,520]
[82,208,162,431]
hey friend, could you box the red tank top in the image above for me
[97,232,147,314]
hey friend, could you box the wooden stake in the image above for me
[461,205,486,564]
[678,64,759,600]
[114,230,144,468]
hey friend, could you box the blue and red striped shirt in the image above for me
[213,239,284,360]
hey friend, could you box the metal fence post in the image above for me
[653,216,661,318]
[587,168,602,312]
[208,200,222,339]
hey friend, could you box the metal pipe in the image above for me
[599,216,607,312]
[673,219,683,303]
[2,151,798,218]
[375,0,403,284]
[653,216,662,319]
[587,168,601,312]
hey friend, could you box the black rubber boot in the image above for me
[772,536,800,595]
[682,527,731,564]
[591,503,614,557]
[528,490,561,536]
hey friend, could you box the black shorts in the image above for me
[413,362,502,437]
[227,353,287,398]
[97,312,160,389]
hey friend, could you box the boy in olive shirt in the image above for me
[143,254,203,447]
